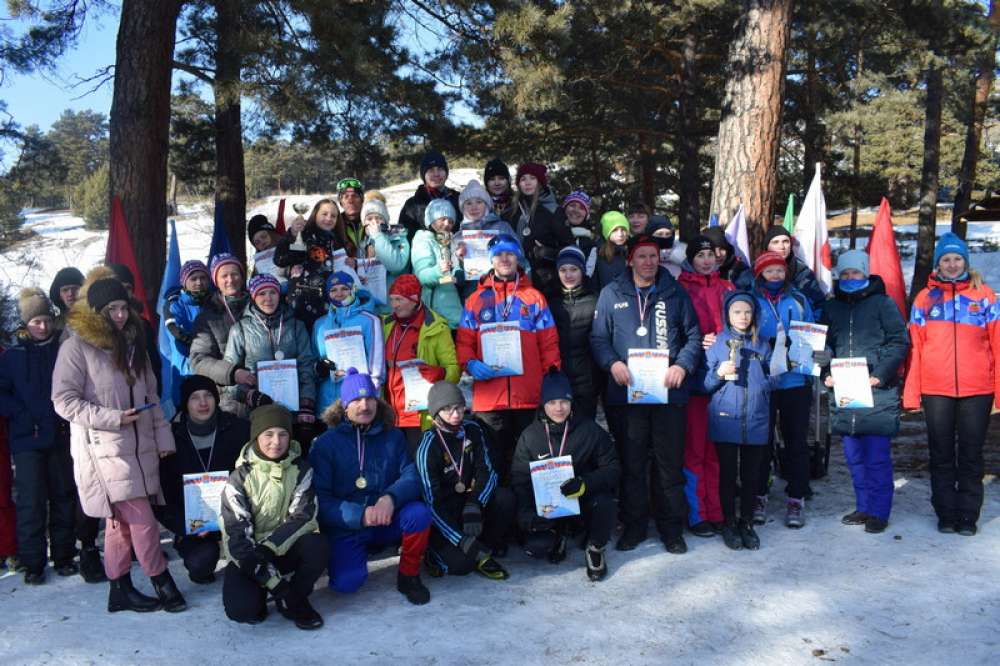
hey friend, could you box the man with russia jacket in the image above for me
[512,370,620,581]
[591,235,702,554]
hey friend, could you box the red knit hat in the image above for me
[389,274,422,304]
[753,250,786,277]
[627,234,662,262]
[515,162,548,188]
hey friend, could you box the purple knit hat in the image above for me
[180,260,210,287]
[341,368,377,404]
[209,252,245,287]
[248,274,280,300]
[562,191,591,216]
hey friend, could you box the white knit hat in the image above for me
[459,179,492,214]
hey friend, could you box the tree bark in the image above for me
[213,0,247,263]
[677,31,702,241]
[709,0,793,257]
[911,64,944,299]
[108,0,183,314]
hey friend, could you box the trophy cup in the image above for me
[437,230,455,284]
[724,338,741,381]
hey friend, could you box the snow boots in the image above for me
[151,569,187,612]
[752,495,768,525]
[585,545,607,582]
[785,498,805,528]
[78,546,107,583]
[108,572,161,613]
[397,572,431,605]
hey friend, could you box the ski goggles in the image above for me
[337,178,363,195]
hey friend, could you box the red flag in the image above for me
[275,198,286,235]
[866,197,907,321]
[105,195,152,323]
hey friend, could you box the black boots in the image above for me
[720,522,743,551]
[276,594,324,630]
[108,572,161,613]
[397,572,431,605]
[79,546,107,583]
[151,570,188,612]
[585,545,607,582]
[738,520,760,550]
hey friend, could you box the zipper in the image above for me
[951,283,959,397]
[130,384,150,497]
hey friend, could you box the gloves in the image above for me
[316,358,336,378]
[560,477,586,499]
[812,349,832,367]
[466,359,500,381]
[268,577,291,600]
[245,389,274,410]
[462,502,483,537]
[419,365,447,383]
[459,535,491,562]
[254,543,276,563]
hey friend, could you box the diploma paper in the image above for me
[257,359,300,411]
[252,248,278,277]
[399,359,433,412]
[788,321,828,376]
[529,455,580,519]
[357,258,387,303]
[182,471,229,535]
[830,357,875,409]
[627,348,670,404]
[460,230,496,279]
[324,326,368,374]
[480,322,523,376]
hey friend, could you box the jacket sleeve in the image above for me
[415,432,462,547]
[223,321,246,370]
[471,422,498,506]
[579,425,620,496]
[383,433,422,507]
[673,290,703,375]
[872,295,909,384]
[431,326,460,383]
[412,234,444,286]
[163,293,187,343]
[220,464,257,564]
[293,321,317,403]
[589,286,620,371]
[0,353,26,418]
[190,313,237,386]
[510,430,536,528]
[989,289,1000,408]
[533,294,562,371]
[456,302,481,368]
[272,235,305,269]
[51,339,123,431]
[261,462,319,556]
[702,342,725,394]
[373,233,410,275]
[308,438,365,531]
[902,295,926,409]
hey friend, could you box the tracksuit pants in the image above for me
[758,385,812,500]
[842,435,894,521]
[0,433,17,558]
[714,443,768,523]
[683,395,722,524]
[11,445,77,571]
[621,404,687,540]
[524,492,617,555]
[427,487,514,575]
[922,394,992,523]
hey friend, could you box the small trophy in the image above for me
[437,230,455,284]
[724,339,741,381]
[291,202,310,215]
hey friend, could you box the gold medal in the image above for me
[355,476,367,490]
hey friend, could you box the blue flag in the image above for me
[158,219,183,421]
[208,202,233,265]
[708,212,719,228]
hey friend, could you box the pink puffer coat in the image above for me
[52,306,174,518]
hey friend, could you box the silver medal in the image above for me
[274,350,285,360]
[522,227,531,236]
[454,482,466,494]
[636,326,648,337]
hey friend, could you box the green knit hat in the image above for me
[601,211,629,240]
[250,404,293,444]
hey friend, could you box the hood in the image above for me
[330,288,376,318]
[65,301,143,352]
[49,267,84,312]
[677,267,723,287]
[722,290,759,334]
[536,186,558,213]
[834,274,886,302]
[321,397,396,430]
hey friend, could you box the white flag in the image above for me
[793,163,832,294]
[724,204,751,267]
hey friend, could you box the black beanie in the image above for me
[107,263,135,286]
[247,214,275,241]
[427,381,465,419]
[763,225,792,248]
[541,368,573,404]
[484,158,511,184]
[86,278,130,313]
[49,267,85,311]
[420,150,449,182]
[702,226,732,253]
[180,374,220,413]
[686,234,717,264]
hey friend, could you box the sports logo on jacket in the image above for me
[654,301,668,350]
[613,302,629,310]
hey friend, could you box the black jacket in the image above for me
[398,185,461,243]
[0,333,68,455]
[549,285,600,403]
[820,276,909,437]
[502,188,573,265]
[512,414,620,529]
[274,225,342,325]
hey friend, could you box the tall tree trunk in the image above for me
[951,0,998,239]
[214,0,247,263]
[848,48,864,249]
[677,31,702,241]
[709,0,793,257]
[911,64,944,299]
[638,133,656,211]
[108,0,183,314]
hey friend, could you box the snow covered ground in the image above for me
[0,455,996,664]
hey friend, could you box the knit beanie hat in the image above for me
[424,198,457,228]
[180,374,220,414]
[515,162,548,188]
[247,214,275,241]
[563,191,591,217]
[361,191,390,224]
[48,267,84,311]
[601,211,629,239]
[107,263,135,287]
[627,234,662,262]
[389,274,421,304]
[248,274,280,300]
[326,270,355,293]
[459,179,493,213]
[180,260,210,287]
[753,250,786,278]
[834,249,870,278]
[250,403,292,444]
[556,246,587,272]
[420,150,449,182]
[87,277,130,313]
[19,287,52,323]
[541,368,573,404]
[647,215,674,236]
[427,381,465,419]
[210,252,245,287]
[488,233,523,260]
[341,368,377,405]
[702,226,733,254]
[484,158,511,185]
[685,234,717,264]
[933,231,970,267]
[764,225,792,248]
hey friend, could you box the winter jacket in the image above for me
[412,229,464,328]
[678,268,735,393]
[821,276,909,437]
[274,226,342,326]
[223,303,317,412]
[415,419,498,548]
[549,285,600,404]
[753,281,815,390]
[52,307,175,518]
[312,291,384,414]
[398,185,461,243]
[0,332,68,455]
[563,221,599,278]
[903,272,1000,409]
[220,440,319,566]
[594,245,628,292]
[457,270,562,412]
[591,268,703,406]
[383,308,460,429]
[703,293,773,445]
[502,188,573,268]
[369,228,410,294]
[511,414,620,529]
[162,289,205,404]
[309,404,423,538]
[190,292,249,415]
[158,411,249,537]
[733,256,826,317]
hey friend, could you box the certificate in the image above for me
[460,230,496,279]
[331,248,348,271]
[252,247,277,276]
[627,348,670,404]
[788,321,828,376]
[182,471,229,535]
[257,359,300,411]
[356,258,388,303]
[529,455,580,519]
[480,322,523,376]
[398,359,434,412]
[323,326,368,374]
[830,357,874,409]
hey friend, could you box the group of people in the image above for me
[0,151,996,632]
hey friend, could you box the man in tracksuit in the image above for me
[591,235,702,554]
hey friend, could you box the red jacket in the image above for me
[457,271,561,412]
[903,274,1000,409]
[677,269,734,335]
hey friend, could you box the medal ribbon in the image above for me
[356,428,366,480]
[635,285,652,331]
[543,422,570,458]
[435,427,464,480]
[493,273,521,321]
[253,309,284,359]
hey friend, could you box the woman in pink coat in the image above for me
[52,276,186,614]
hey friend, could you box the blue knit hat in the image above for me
[341,368,377,405]
[325,271,356,305]
[556,246,586,272]
[933,232,969,268]
[247,274,280,300]
[541,368,573,404]
[834,249,869,278]
[424,198,457,228]
[488,233,523,260]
